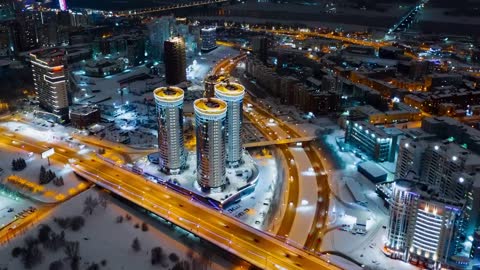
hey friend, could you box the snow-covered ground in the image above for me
[317,124,415,270]
[0,143,87,203]
[0,188,251,270]
[224,153,278,230]
[71,46,238,109]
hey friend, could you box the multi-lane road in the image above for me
[0,124,340,270]
[212,53,332,251]
[0,49,338,269]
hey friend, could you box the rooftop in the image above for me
[194,98,227,115]
[153,87,184,103]
[214,82,245,97]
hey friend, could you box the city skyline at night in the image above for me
[1,1,480,269]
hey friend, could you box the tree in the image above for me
[44,231,65,251]
[64,241,80,270]
[70,216,85,231]
[172,261,190,270]
[169,253,179,263]
[116,216,123,223]
[53,176,64,187]
[86,263,99,270]
[39,166,46,184]
[54,217,71,229]
[99,193,108,209]
[49,260,64,270]
[21,238,43,269]
[83,195,99,215]
[47,170,56,182]
[37,224,52,243]
[11,246,24,258]
[39,167,56,184]
[12,158,27,171]
[141,222,148,232]
[131,237,141,252]
[151,247,165,265]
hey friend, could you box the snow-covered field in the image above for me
[0,188,250,270]
[0,143,87,203]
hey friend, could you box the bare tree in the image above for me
[98,193,108,209]
[49,260,64,270]
[131,238,141,252]
[64,241,80,270]
[21,237,43,269]
[83,195,99,215]
[172,261,190,270]
[151,246,165,266]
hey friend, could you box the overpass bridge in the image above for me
[115,0,228,16]
[71,160,341,270]
[243,136,317,148]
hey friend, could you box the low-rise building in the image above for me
[69,106,101,129]
[345,121,402,162]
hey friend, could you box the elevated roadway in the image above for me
[0,130,341,270]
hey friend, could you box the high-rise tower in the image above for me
[164,36,186,85]
[200,26,217,52]
[204,74,228,98]
[154,87,186,174]
[194,98,227,191]
[30,49,69,122]
[214,82,245,167]
[58,0,67,11]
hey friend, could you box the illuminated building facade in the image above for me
[345,121,400,162]
[214,82,245,167]
[200,27,217,52]
[58,0,67,11]
[30,49,70,122]
[154,87,186,174]
[194,98,227,191]
[386,179,463,267]
[387,180,419,256]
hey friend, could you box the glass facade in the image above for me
[214,82,245,167]
[154,87,186,174]
[194,98,227,191]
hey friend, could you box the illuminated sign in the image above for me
[41,148,55,159]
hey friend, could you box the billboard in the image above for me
[41,148,55,159]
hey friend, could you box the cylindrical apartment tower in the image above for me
[214,82,245,167]
[204,74,228,98]
[154,87,186,174]
[194,98,227,191]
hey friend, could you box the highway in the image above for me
[0,127,340,270]
[0,49,337,269]
[243,136,316,148]
[212,52,332,252]
[249,28,391,49]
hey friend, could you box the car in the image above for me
[7,208,14,212]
